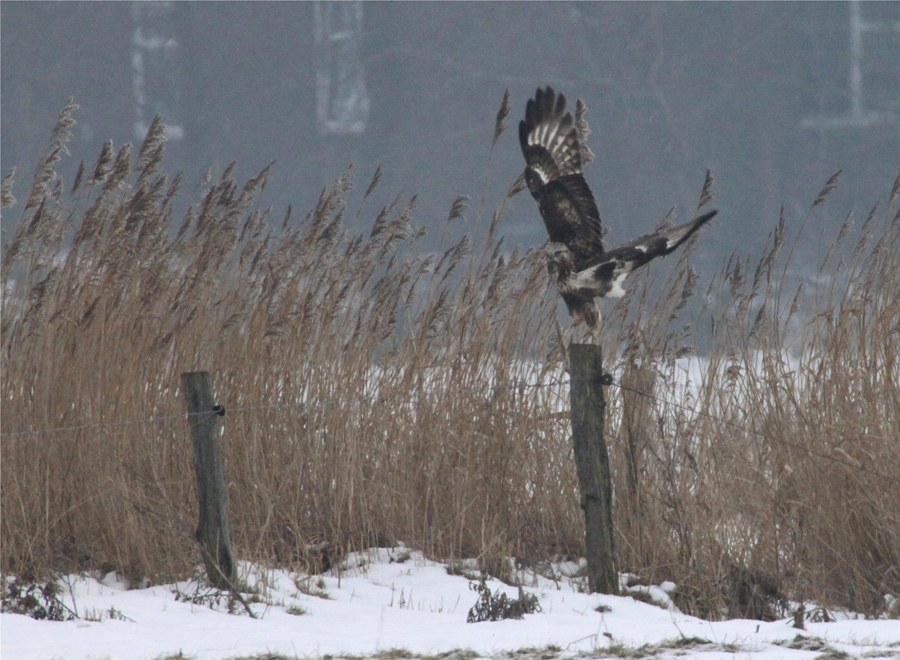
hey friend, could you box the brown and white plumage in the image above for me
[519,86,717,333]
[520,86,605,267]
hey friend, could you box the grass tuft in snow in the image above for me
[1,576,74,621]
[466,576,541,623]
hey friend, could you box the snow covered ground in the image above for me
[2,548,898,660]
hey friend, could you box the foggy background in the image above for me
[2,1,899,266]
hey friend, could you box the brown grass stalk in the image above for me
[2,106,897,620]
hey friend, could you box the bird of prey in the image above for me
[519,86,717,334]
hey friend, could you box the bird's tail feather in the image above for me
[664,209,717,252]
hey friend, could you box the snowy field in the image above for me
[2,548,898,660]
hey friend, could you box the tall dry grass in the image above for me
[2,99,898,618]
[604,168,900,618]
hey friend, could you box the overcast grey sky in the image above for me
[3,2,898,263]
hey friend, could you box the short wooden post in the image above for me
[181,371,235,589]
[569,343,618,594]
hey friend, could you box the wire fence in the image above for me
[1,372,895,481]
[0,379,567,438]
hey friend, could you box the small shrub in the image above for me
[173,584,227,608]
[172,582,255,616]
[466,576,541,623]
[1,577,74,621]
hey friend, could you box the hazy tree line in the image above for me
[2,2,898,261]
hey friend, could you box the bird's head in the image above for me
[545,242,576,282]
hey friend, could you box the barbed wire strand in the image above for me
[0,379,567,438]
[0,410,220,438]
[2,375,895,481]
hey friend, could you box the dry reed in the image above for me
[2,100,898,619]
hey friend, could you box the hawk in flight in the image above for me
[519,86,717,334]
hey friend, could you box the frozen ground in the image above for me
[2,548,898,660]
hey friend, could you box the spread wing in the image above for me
[605,210,717,270]
[573,210,718,298]
[519,86,604,267]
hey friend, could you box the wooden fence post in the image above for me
[569,343,619,594]
[181,371,235,589]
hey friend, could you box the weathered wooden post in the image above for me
[181,371,235,589]
[569,343,618,594]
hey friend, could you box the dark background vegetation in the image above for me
[3,2,899,262]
